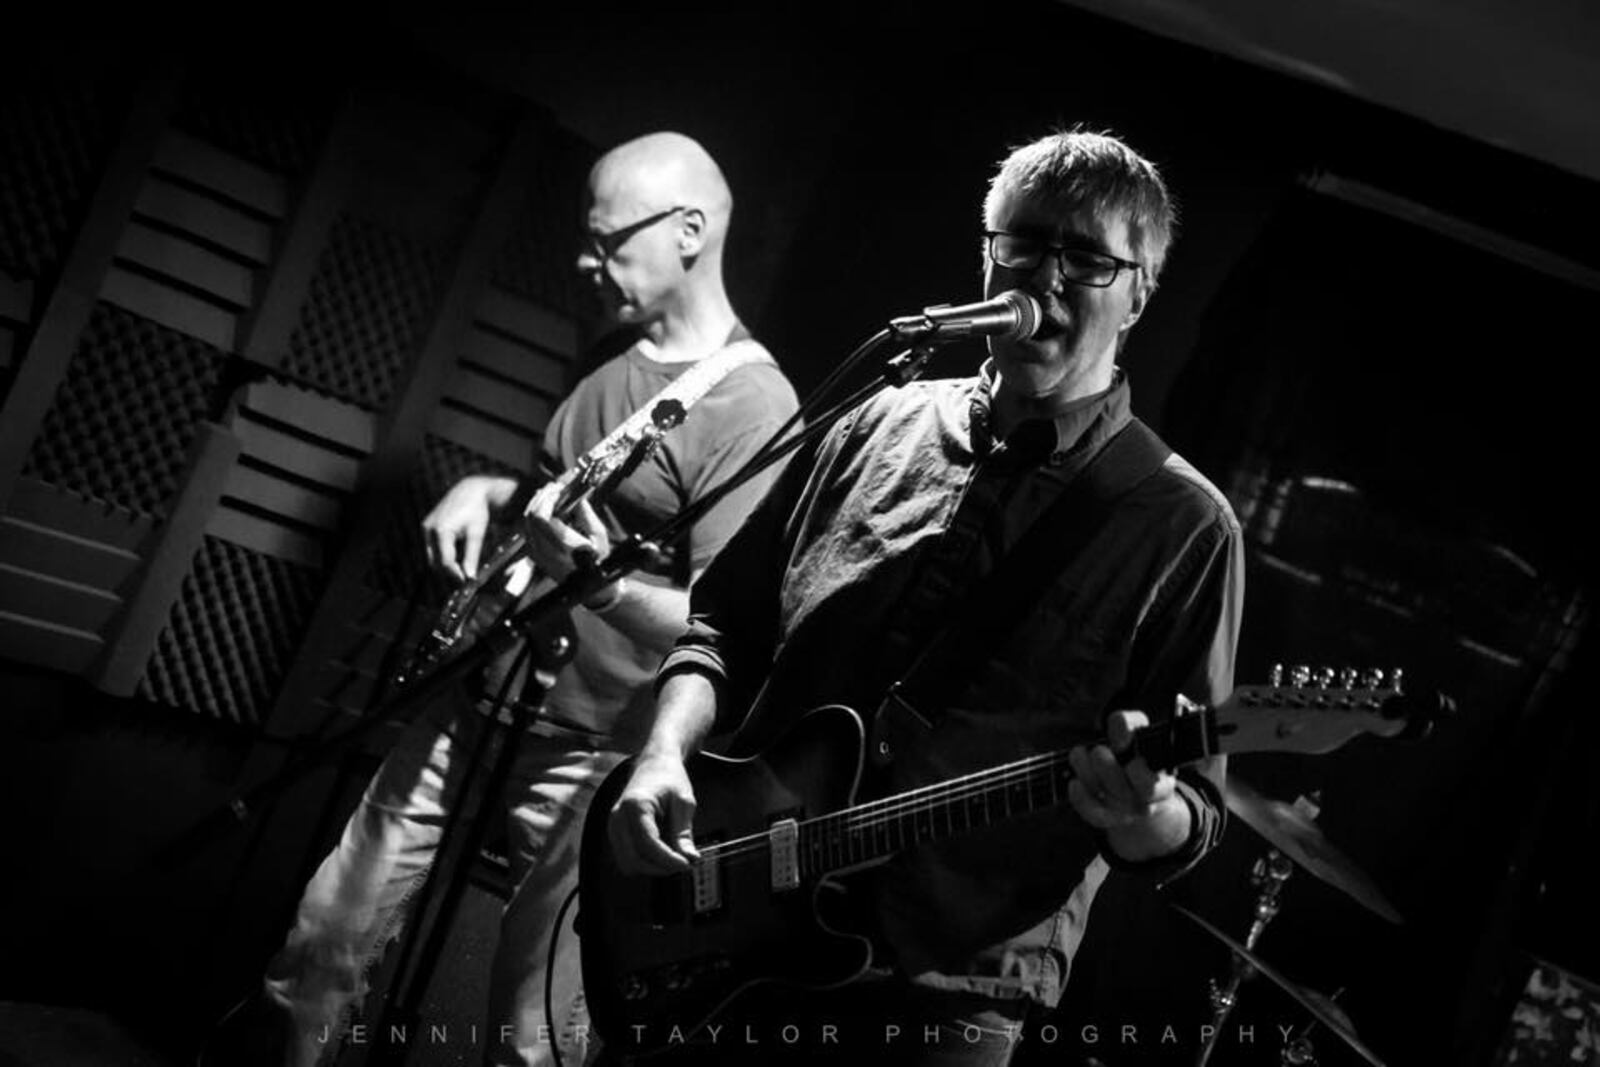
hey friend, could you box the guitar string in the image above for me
[687,706,1257,867]
[745,685,1370,848]
[694,753,1076,867]
[440,345,760,618]
[677,690,1381,878]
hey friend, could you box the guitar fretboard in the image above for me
[797,750,1076,876]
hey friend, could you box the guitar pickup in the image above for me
[691,854,722,915]
[769,818,800,891]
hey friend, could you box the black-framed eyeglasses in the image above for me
[983,231,1143,288]
[584,206,687,261]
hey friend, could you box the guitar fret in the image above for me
[802,755,1084,876]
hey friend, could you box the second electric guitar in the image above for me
[578,669,1447,1056]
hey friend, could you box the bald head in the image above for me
[578,133,741,334]
[590,132,733,252]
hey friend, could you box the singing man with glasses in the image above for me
[221,132,799,1067]
[608,128,1243,1065]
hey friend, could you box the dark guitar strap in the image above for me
[876,416,1171,747]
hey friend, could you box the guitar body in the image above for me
[579,705,872,1055]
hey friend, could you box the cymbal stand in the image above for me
[1195,850,1294,1067]
[1278,986,1347,1066]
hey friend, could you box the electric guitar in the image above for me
[578,669,1447,1056]
[395,344,768,686]
[394,406,677,687]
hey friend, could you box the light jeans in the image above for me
[263,691,623,1066]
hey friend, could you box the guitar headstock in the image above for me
[1215,665,1453,758]
[1134,665,1454,770]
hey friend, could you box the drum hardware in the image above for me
[1176,904,1385,1067]
[1193,774,1401,1066]
[1195,843,1295,1067]
[1224,776,1403,924]
[1279,986,1353,1066]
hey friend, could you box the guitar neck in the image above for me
[776,677,1427,879]
[452,467,596,598]
[461,346,759,594]
[797,749,1076,876]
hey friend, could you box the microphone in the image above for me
[888,290,1041,342]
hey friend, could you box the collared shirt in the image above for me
[660,368,1243,1006]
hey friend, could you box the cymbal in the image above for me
[1224,776,1403,924]
[1173,904,1386,1067]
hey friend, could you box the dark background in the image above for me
[2,5,1596,1065]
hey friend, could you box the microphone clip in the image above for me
[888,307,957,341]
[884,342,940,386]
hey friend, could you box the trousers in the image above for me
[262,690,623,1066]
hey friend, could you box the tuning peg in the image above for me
[1270,663,1284,687]
[1339,667,1359,690]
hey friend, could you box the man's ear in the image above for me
[1120,275,1153,332]
[677,208,708,256]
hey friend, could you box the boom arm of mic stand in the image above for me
[500,334,937,654]
[644,335,938,553]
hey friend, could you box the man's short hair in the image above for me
[983,127,1177,281]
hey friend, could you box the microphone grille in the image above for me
[1003,290,1042,340]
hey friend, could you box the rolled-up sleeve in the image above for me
[657,437,814,735]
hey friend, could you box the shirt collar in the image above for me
[969,363,1132,467]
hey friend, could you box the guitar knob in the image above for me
[1269,663,1284,687]
[1316,666,1336,689]
[1339,667,1358,690]
[1290,665,1312,687]
[621,976,648,1001]
[1391,667,1405,692]
[662,966,686,991]
[1363,667,1385,689]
